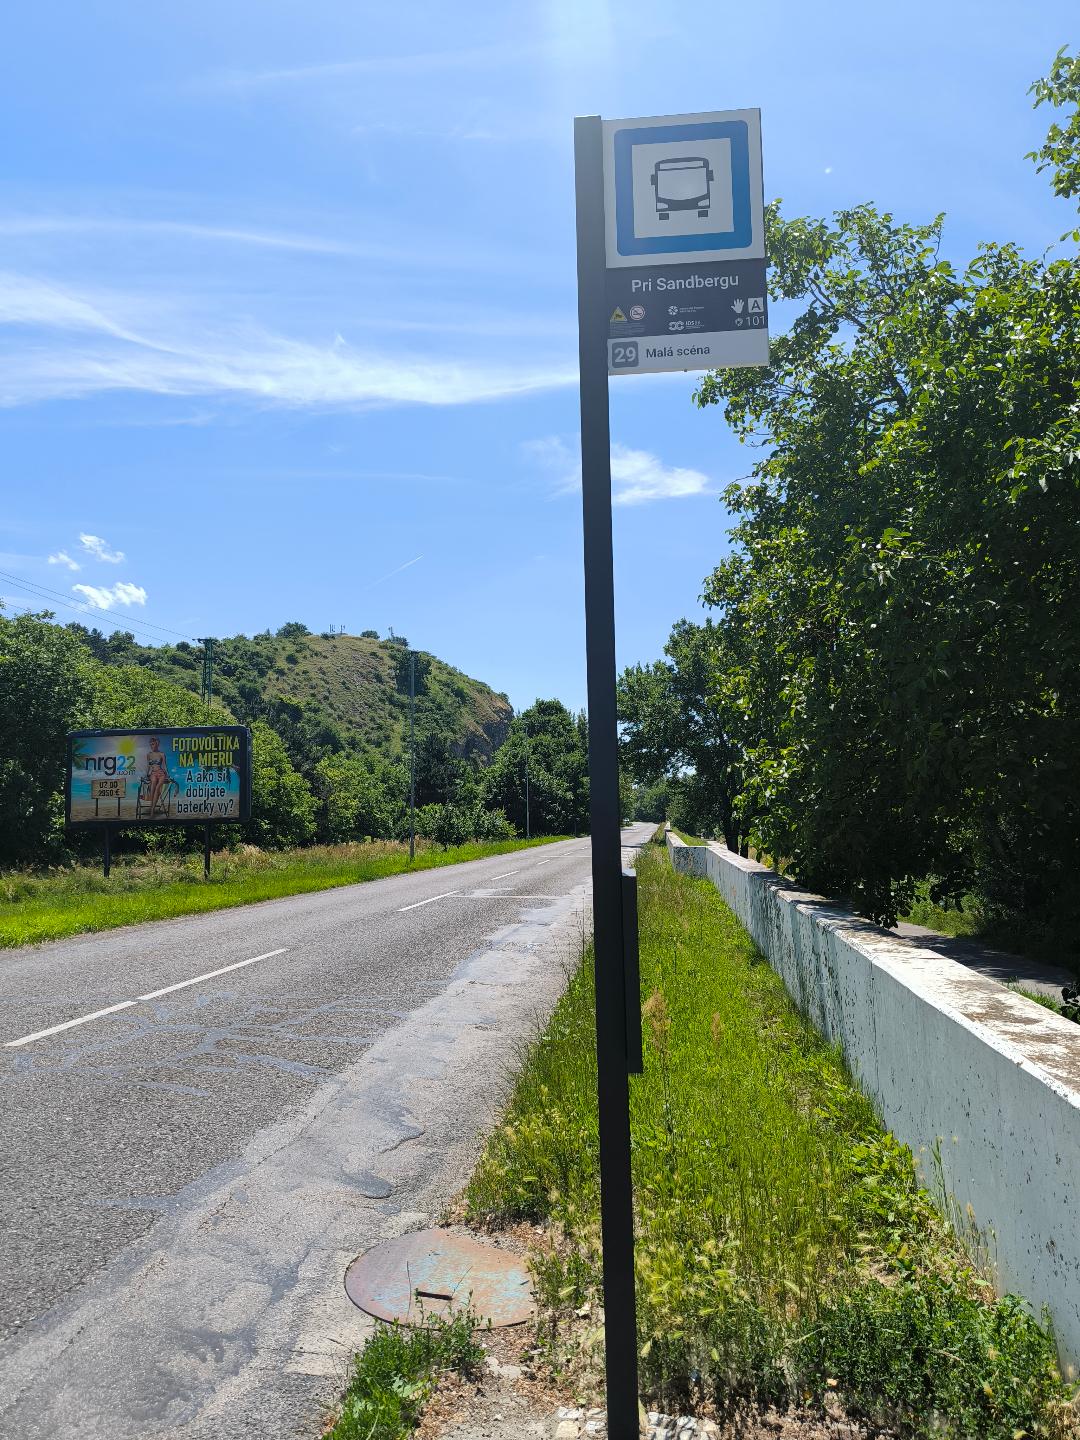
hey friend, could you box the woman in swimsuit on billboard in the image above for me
[145,736,170,816]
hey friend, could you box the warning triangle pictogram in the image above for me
[610,307,628,323]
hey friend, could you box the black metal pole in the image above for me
[574,112,639,1437]
[408,650,416,862]
[204,822,211,880]
[103,824,112,879]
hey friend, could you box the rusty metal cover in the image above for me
[344,1227,534,1327]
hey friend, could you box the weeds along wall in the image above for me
[665,830,1080,1366]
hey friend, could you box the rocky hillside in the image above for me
[83,626,513,765]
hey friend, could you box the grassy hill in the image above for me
[82,626,513,766]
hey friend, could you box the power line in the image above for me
[0,593,185,649]
[199,637,215,714]
[0,569,198,644]
[0,568,197,640]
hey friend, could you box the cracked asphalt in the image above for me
[0,827,652,1438]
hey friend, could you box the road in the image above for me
[0,825,653,1439]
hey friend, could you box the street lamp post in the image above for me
[523,724,530,841]
[408,649,416,862]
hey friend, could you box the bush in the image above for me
[244,721,317,847]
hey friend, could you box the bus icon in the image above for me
[650,156,714,220]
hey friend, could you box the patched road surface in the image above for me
[0,827,653,1438]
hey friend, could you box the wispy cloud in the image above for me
[0,215,546,279]
[364,554,425,590]
[0,272,576,411]
[48,550,80,571]
[72,581,147,610]
[0,216,361,256]
[0,271,146,342]
[524,436,714,506]
[79,533,125,564]
[202,42,529,93]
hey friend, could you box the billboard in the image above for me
[66,726,252,827]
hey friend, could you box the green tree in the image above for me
[412,731,474,809]
[1029,47,1080,212]
[255,695,343,778]
[481,700,589,836]
[0,610,94,864]
[629,778,670,823]
[313,753,403,842]
[618,620,747,852]
[244,721,317,848]
[90,664,220,729]
[689,66,1080,931]
[393,646,432,695]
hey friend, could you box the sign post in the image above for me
[575,113,639,1439]
[574,107,766,1436]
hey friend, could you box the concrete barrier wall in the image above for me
[664,829,1080,1362]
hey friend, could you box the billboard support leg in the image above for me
[574,112,640,1439]
[203,823,212,880]
[103,825,112,879]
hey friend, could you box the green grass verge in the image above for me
[670,827,710,846]
[465,845,1076,1437]
[327,1312,484,1440]
[0,836,568,950]
[1008,982,1070,1017]
[901,886,986,941]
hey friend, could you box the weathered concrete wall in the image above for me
[664,829,1080,1363]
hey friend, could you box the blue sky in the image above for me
[1,2,1076,712]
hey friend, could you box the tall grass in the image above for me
[465,846,1076,1437]
[0,836,565,949]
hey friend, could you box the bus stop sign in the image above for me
[602,109,768,375]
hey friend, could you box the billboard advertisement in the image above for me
[66,726,252,827]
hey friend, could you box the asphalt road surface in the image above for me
[0,826,653,1439]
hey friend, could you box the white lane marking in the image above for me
[397,890,461,913]
[464,892,567,900]
[4,1000,138,1049]
[485,869,518,881]
[3,947,289,1049]
[137,949,287,1001]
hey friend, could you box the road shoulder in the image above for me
[0,883,591,1440]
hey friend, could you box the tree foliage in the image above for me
[619,620,747,850]
[244,720,317,848]
[480,699,590,837]
[680,59,1080,939]
[1029,47,1080,216]
[0,612,94,864]
[0,612,574,867]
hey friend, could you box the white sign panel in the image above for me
[601,108,767,374]
[603,109,764,268]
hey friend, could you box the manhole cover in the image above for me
[344,1227,534,1327]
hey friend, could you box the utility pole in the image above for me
[523,723,531,840]
[408,649,416,861]
[199,637,215,716]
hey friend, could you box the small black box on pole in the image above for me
[622,870,643,1075]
